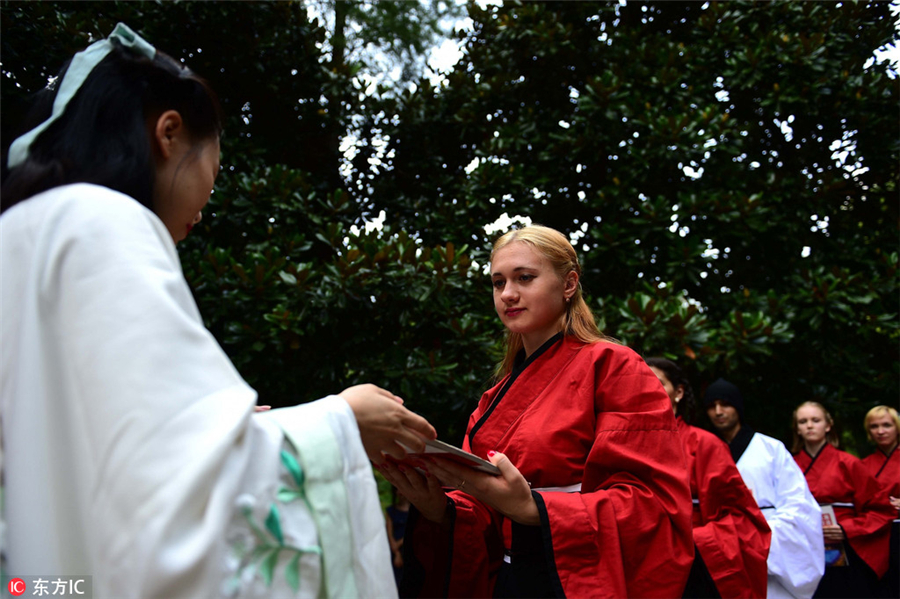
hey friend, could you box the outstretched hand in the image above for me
[425,451,540,526]
[339,384,436,465]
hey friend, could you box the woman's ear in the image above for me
[153,110,184,159]
[564,271,579,300]
[674,385,685,403]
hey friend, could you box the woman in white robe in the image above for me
[0,23,434,598]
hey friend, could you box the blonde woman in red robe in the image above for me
[378,225,694,598]
[861,405,899,599]
[646,358,770,599]
[792,401,894,598]
[862,406,900,509]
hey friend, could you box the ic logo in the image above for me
[8,578,26,596]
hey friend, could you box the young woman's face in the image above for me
[491,241,571,353]
[868,413,898,451]
[796,405,831,446]
[154,135,220,243]
[649,366,683,414]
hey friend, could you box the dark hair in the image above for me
[2,40,222,213]
[645,357,697,423]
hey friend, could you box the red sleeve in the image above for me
[686,425,771,598]
[535,345,694,599]
[837,453,895,578]
[887,450,900,497]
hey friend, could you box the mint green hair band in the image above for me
[6,23,156,169]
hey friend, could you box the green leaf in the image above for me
[280,450,305,488]
[265,505,284,545]
[260,548,280,586]
[279,271,298,285]
[285,552,302,592]
[277,488,304,503]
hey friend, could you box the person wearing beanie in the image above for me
[705,379,825,599]
[704,378,751,461]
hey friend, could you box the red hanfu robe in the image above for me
[794,443,894,578]
[404,337,694,598]
[677,418,771,598]
[862,445,900,502]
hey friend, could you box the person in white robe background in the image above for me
[704,379,825,599]
[0,24,436,598]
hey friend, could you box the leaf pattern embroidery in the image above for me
[229,449,323,593]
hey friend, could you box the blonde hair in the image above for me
[491,225,611,378]
[864,405,900,445]
[791,401,840,453]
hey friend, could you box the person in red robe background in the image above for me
[861,405,899,599]
[378,225,694,598]
[862,405,900,508]
[646,358,770,599]
[792,401,895,598]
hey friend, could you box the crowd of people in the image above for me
[2,22,897,599]
[376,224,899,599]
[375,221,898,599]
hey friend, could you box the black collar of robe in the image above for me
[726,425,756,462]
[513,331,564,371]
[874,443,898,478]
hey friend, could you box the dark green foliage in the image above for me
[1,1,345,183]
[312,0,466,82]
[364,0,899,448]
[2,0,897,450]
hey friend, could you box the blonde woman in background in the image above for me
[861,405,899,598]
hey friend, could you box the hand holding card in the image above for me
[399,438,501,475]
